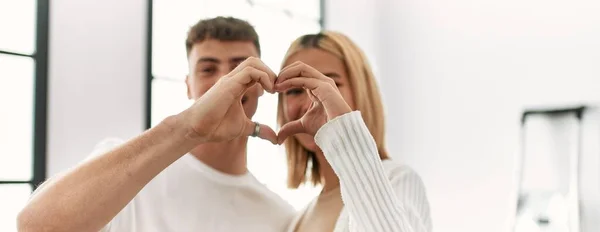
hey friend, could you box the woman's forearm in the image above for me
[17,115,198,232]
[315,111,426,232]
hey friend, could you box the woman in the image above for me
[274,31,433,232]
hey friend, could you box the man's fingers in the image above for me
[231,57,277,92]
[277,120,304,145]
[245,121,277,144]
[258,124,278,145]
[233,66,273,93]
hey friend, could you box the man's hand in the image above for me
[275,61,352,144]
[179,57,278,144]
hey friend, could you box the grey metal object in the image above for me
[514,106,600,232]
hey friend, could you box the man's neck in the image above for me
[189,137,248,176]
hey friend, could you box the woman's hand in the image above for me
[179,57,278,144]
[275,61,352,144]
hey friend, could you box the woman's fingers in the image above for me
[277,120,304,145]
[277,62,333,85]
[277,61,303,79]
[244,120,277,144]
[275,76,323,93]
[276,76,352,120]
[275,76,340,104]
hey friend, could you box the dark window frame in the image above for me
[0,0,49,191]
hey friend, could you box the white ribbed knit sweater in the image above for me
[287,111,432,232]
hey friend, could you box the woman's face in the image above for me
[281,48,356,152]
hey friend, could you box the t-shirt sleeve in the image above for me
[99,201,136,232]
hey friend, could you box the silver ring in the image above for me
[251,122,260,137]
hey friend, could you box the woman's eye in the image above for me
[285,88,304,96]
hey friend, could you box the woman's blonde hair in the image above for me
[277,31,389,188]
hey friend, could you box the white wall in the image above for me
[48,0,147,175]
[327,0,600,231]
[324,0,380,77]
[46,0,600,231]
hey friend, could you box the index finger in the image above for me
[277,62,329,85]
[232,57,277,92]
[276,120,304,145]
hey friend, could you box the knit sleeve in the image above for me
[314,111,430,232]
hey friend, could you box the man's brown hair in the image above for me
[185,16,261,57]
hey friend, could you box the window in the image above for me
[148,0,323,209]
[0,0,49,231]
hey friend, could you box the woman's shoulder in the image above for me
[285,200,314,232]
[381,159,433,230]
[381,159,425,185]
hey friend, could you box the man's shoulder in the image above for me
[248,177,295,207]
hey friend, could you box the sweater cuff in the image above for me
[314,111,378,163]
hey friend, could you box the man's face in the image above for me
[186,39,262,119]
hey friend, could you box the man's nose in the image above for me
[217,69,229,80]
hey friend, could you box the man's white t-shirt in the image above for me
[93,139,296,232]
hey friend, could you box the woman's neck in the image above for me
[315,150,340,193]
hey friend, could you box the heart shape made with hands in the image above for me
[251,61,352,145]
[193,58,351,146]
[252,94,327,146]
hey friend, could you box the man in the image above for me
[17,17,295,232]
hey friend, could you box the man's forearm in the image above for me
[18,114,198,232]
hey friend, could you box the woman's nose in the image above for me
[299,94,312,115]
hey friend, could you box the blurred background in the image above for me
[1,0,600,231]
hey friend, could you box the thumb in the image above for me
[245,120,277,144]
[277,120,304,145]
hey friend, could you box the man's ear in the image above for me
[185,75,192,100]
